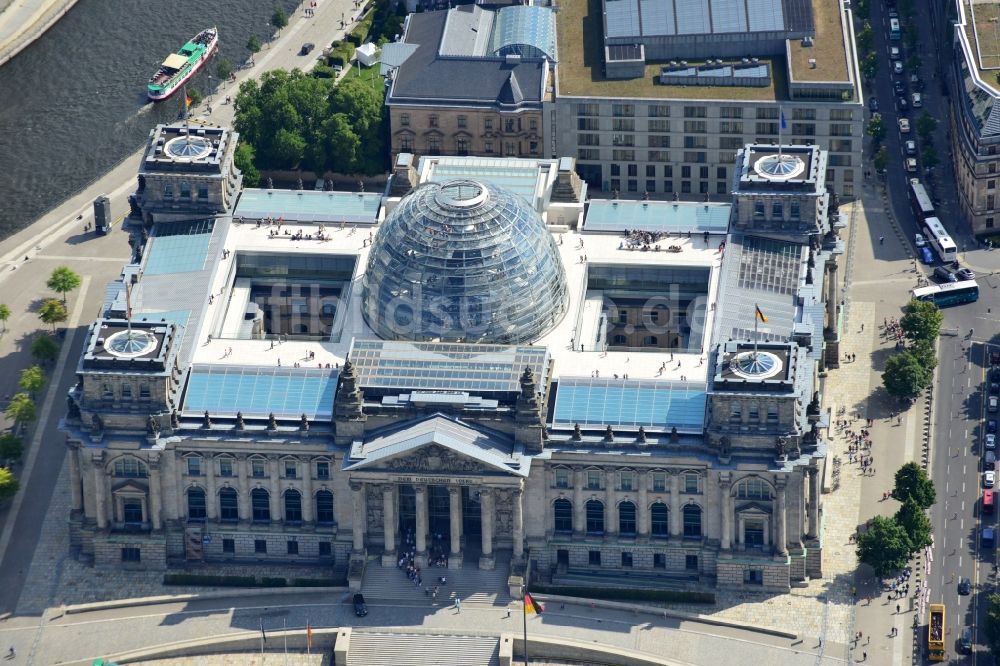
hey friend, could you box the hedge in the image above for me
[529,583,715,605]
[163,574,348,588]
[311,65,337,79]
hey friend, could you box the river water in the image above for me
[0,0,299,238]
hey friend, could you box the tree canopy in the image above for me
[894,496,933,552]
[0,303,10,332]
[18,365,46,395]
[0,468,18,502]
[985,593,1000,658]
[4,393,36,426]
[47,266,82,303]
[0,433,23,463]
[856,515,911,577]
[38,299,67,332]
[892,462,937,509]
[234,69,386,176]
[882,351,933,398]
[900,299,943,343]
[30,334,59,363]
[867,115,886,143]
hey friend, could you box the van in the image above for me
[890,46,901,60]
[911,93,922,108]
[960,626,973,654]
[985,489,995,514]
[986,451,996,470]
[983,527,995,547]
[991,396,999,413]
[933,266,957,282]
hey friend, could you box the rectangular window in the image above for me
[990,180,997,190]
[316,461,330,479]
[121,547,141,563]
[251,459,266,478]
[400,136,413,152]
[648,104,670,117]
[685,554,699,571]
[744,570,764,585]
[428,115,438,128]
[621,552,634,568]
[319,541,332,557]
[718,121,743,134]
[504,119,516,132]
[220,491,238,521]
[699,166,709,179]
[612,118,635,132]
[589,550,602,566]
[681,181,691,194]
[792,108,816,120]
[829,108,853,121]
[756,122,778,135]
[654,553,666,569]
[198,186,209,199]
[719,107,743,119]
[648,135,670,148]
[400,113,410,126]
[578,133,600,146]
[284,461,297,479]
[683,106,707,118]
[719,136,744,150]
[187,457,201,476]
[646,165,656,177]
[716,167,727,180]
[647,150,670,162]
[683,136,707,149]
[749,404,760,420]
[828,154,852,167]
[219,458,234,477]
[717,181,728,195]
[287,540,299,556]
[254,539,267,554]
[610,164,621,176]
[612,103,635,117]
[681,165,691,178]
[620,471,635,491]
[577,148,599,161]
[684,473,699,493]
[485,117,494,129]
[683,151,707,163]
[627,164,638,177]
[529,118,538,131]
[683,121,707,134]
[456,115,467,128]
[484,140,494,154]
[223,538,235,553]
[586,470,601,489]
[829,139,853,153]
[829,123,853,136]
[612,133,634,146]
[652,472,667,492]
[576,103,599,116]
[646,179,656,193]
[139,384,151,399]
[756,108,779,120]
[555,468,570,488]
[121,383,132,400]
[767,405,779,421]
[612,149,635,162]
[627,179,638,192]
[647,119,670,132]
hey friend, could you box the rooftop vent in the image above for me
[809,58,817,68]
[801,36,814,47]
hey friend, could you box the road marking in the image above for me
[961,519,965,529]
[36,254,124,263]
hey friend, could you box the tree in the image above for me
[867,115,886,143]
[892,462,937,509]
[4,393,36,426]
[874,146,889,174]
[46,266,82,303]
[0,433,23,463]
[916,112,938,143]
[234,141,260,187]
[271,7,289,32]
[909,338,937,371]
[216,58,234,82]
[861,52,878,80]
[0,303,10,333]
[985,593,1000,658]
[855,0,870,19]
[922,145,939,170]
[188,88,204,106]
[903,26,919,50]
[247,35,262,54]
[38,299,67,332]
[856,23,873,54]
[30,334,59,363]
[882,351,932,398]
[0,468,17,503]
[856,516,911,577]
[905,54,921,73]
[895,496,933,552]
[18,365,46,396]
[900,298,943,343]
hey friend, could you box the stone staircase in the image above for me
[553,569,698,590]
[347,631,500,666]
[361,555,512,606]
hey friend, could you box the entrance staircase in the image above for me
[361,552,512,606]
[347,631,500,666]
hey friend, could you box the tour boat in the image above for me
[147,28,219,102]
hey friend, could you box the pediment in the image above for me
[111,479,148,493]
[735,502,772,516]
[343,413,529,477]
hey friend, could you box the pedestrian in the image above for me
[863,651,867,661]
[5,647,13,659]
[506,607,511,618]
[455,598,462,613]
[896,603,900,614]
[879,235,885,245]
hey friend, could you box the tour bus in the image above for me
[909,179,935,222]
[984,489,995,515]
[912,280,980,307]
[890,18,901,40]
[922,216,958,262]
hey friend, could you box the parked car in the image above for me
[990,382,1000,395]
[905,158,918,172]
[299,42,315,55]
[933,266,957,282]
[960,626,973,654]
[991,350,1000,366]
[914,232,927,247]
[890,46,901,60]
[905,140,917,155]
[898,96,909,112]
[991,396,998,413]
[986,433,996,449]
[956,267,976,281]
[985,470,995,488]
[869,98,880,112]
[894,61,904,74]
[919,246,934,265]
[911,92,923,107]
[989,419,998,434]
[910,74,923,90]
[985,527,996,548]
[986,451,997,470]
[898,118,911,133]
[959,577,972,595]
[353,593,368,616]
[894,80,906,95]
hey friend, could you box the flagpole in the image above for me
[778,108,783,160]
[306,617,311,655]
[522,586,529,666]
[260,617,265,655]
[753,305,759,361]
[283,618,288,666]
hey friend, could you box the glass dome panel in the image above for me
[362,179,569,343]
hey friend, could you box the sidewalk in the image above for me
[0,0,78,67]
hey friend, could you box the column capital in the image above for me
[807,467,819,479]
[448,485,461,497]
[775,475,788,490]
[512,486,523,499]
[478,486,492,499]
[718,471,732,487]
[350,481,364,493]
[414,483,427,495]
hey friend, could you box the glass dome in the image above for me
[362,179,569,344]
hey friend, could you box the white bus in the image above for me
[922,216,957,262]
[912,280,979,307]
[909,178,934,221]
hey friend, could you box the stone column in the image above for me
[149,457,163,531]
[512,486,525,561]
[637,471,649,536]
[604,469,617,535]
[449,486,462,563]
[92,461,108,529]
[573,467,585,536]
[414,485,428,562]
[479,488,495,569]
[205,456,218,521]
[237,455,251,522]
[268,456,281,523]
[776,478,788,555]
[807,468,820,539]
[351,481,366,554]
[166,452,182,521]
[669,472,681,537]
[719,475,732,550]
[302,458,314,524]
[382,485,397,566]
[825,262,838,332]
[68,446,83,512]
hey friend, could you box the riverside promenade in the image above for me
[0,0,79,67]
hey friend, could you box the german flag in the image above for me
[185,94,194,108]
[754,304,768,323]
[524,592,544,615]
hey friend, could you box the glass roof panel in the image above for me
[183,365,339,418]
[552,377,707,431]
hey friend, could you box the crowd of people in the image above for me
[395,529,451,600]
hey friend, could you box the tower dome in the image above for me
[362,179,569,344]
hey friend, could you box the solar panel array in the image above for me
[552,378,707,431]
[604,0,788,37]
[183,365,339,418]
[349,339,550,393]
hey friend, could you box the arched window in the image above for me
[113,457,148,478]
[553,498,573,533]
[251,488,270,522]
[642,336,658,346]
[219,487,238,522]
[586,499,604,535]
[284,489,303,523]
[187,487,206,521]
[650,502,668,536]
[683,504,702,539]
[315,489,334,524]
[736,477,772,500]
[618,501,637,535]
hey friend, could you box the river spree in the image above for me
[0,0,298,237]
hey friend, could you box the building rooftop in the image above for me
[139,124,236,174]
[603,0,811,40]
[785,0,849,83]
[233,189,383,225]
[414,156,561,212]
[584,200,731,233]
